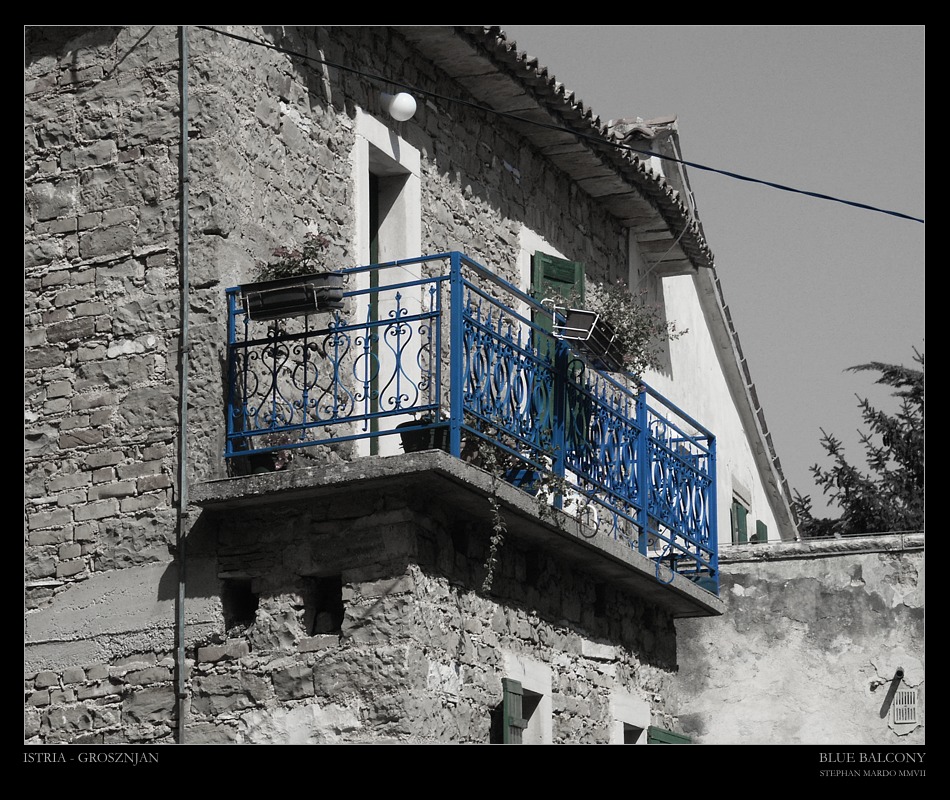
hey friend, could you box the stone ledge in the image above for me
[192,450,725,620]
[720,532,924,564]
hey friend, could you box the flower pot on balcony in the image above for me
[397,418,450,453]
[560,309,625,372]
[239,271,345,321]
[248,452,280,474]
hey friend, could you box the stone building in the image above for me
[24,26,920,745]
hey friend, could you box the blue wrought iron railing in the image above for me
[225,252,718,594]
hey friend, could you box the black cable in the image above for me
[195,26,925,225]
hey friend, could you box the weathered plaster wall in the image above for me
[672,534,924,744]
[647,274,783,544]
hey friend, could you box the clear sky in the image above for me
[501,25,925,516]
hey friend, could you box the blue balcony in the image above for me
[225,252,718,595]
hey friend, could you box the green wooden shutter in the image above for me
[502,678,528,744]
[531,252,587,449]
[532,251,585,353]
[532,251,585,307]
[647,725,691,744]
[731,501,748,544]
[754,519,768,544]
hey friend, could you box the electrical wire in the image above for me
[195,26,925,226]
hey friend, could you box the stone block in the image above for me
[197,640,249,662]
[120,495,164,513]
[25,346,66,371]
[190,674,271,717]
[137,474,173,492]
[183,721,241,744]
[49,688,77,704]
[28,690,50,707]
[71,390,117,411]
[84,451,123,468]
[79,225,135,259]
[77,682,117,701]
[29,178,80,221]
[34,671,60,689]
[59,428,107,449]
[73,498,118,521]
[299,635,340,652]
[56,559,85,578]
[27,509,73,530]
[89,481,136,500]
[125,666,172,685]
[272,663,315,700]
[85,664,110,681]
[29,529,72,547]
[122,685,176,723]
[61,140,117,170]
[58,543,82,560]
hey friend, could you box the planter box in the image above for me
[559,309,625,372]
[396,419,450,453]
[240,272,345,321]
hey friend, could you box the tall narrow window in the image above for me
[353,109,421,456]
[731,498,749,544]
[494,652,553,743]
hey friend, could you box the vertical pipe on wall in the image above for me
[175,24,191,744]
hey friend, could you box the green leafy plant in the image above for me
[254,231,331,282]
[258,429,299,470]
[580,280,687,381]
[472,434,510,594]
[792,350,924,537]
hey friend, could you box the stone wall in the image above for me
[25,25,629,622]
[24,25,654,745]
[672,534,924,744]
[25,25,183,608]
[190,483,683,744]
[26,473,683,744]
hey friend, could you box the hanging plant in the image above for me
[254,231,332,282]
[562,280,687,379]
[240,231,344,321]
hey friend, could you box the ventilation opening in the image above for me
[222,579,259,633]
[309,575,345,635]
[893,688,918,724]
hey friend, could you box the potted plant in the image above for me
[557,280,686,378]
[240,231,345,321]
[560,308,625,372]
[396,414,451,453]
[247,429,298,474]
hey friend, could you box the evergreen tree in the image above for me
[792,349,923,537]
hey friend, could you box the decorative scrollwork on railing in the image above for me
[226,254,717,593]
[377,293,421,412]
[305,317,355,422]
[462,293,556,460]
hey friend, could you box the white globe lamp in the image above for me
[381,91,417,122]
